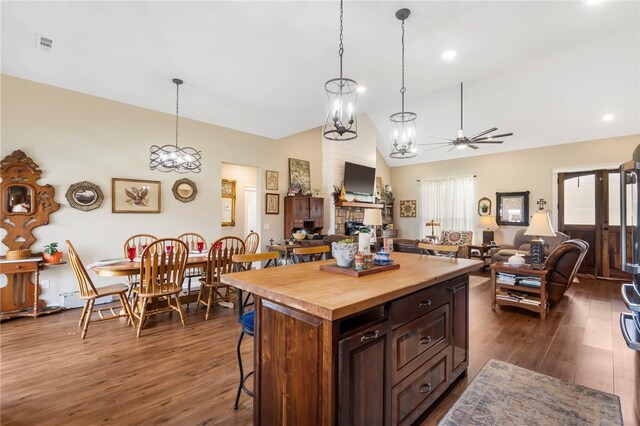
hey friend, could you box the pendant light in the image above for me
[150,78,202,173]
[323,0,358,141]
[389,8,417,159]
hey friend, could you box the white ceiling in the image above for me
[2,1,639,167]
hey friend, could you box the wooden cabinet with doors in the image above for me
[284,196,324,238]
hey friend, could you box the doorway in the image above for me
[558,169,628,279]
[244,186,257,237]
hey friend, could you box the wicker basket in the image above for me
[5,249,32,260]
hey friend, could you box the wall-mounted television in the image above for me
[344,162,376,196]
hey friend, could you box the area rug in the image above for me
[438,359,622,426]
[469,275,490,289]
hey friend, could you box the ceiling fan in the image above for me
[420,82,513,152]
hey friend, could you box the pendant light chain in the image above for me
[175,81,180,147]
[401,18,406,114]
[339,0,344,79]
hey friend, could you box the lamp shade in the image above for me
[363,208,383,226]
[524,211,556,237]
[478,215,499,230]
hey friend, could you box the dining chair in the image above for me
[130,238,188,337]
[230,251,280,410]
[418,242,459,259]
[243,231,260,255]
[292,245,330,264]
[123,234,158,298]
[177,232,208,310]
[66,240,135,339]
[197,236,245,320]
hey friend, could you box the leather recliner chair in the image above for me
[543,239,589,305]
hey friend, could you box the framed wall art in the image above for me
[288,158,311,194]
[478,197,491,216]
[400,200,417,218]
[496,191,530,226]
[266,193,280,214]
[66,181,104,212]
[112,178,161,213]
[221,179,236,226]
[266,170,278,191]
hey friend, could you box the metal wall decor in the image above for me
[390,8,417,159]
[323,0,358,141]
[150,78,202,173]
[496,191,530,226]
[66,181,104,211]
[172,178,197,203]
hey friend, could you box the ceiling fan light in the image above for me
[456,144,467,150]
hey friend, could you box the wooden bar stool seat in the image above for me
[292,245,330,264]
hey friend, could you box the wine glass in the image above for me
[127,247,137,262]
[166,245,173,254]
[197,241,204,253]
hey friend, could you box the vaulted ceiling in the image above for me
[2,1,639,166]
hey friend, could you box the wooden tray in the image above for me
[319,262,400,277]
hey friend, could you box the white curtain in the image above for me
[418,176,475,237]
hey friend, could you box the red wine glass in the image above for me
[127,247,137,262]
[197,241,204,253]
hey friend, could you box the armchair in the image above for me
[490,229,568,263]
[439,230,473,259]
[544,239,589,304]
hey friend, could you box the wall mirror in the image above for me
[496,191,530,226]
[172,178,198,203]
[66,181,104,211]
[221,179,236,226]
[5,185,34,214]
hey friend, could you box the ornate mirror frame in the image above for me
[172,178,198,203]
[65,181,104,211]
[1,150,60,250]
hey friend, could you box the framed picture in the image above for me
[288,158,311,193]
[496,191,530,226]
[266,170,279,191]
[478,197,491,216]
[266,193,280,214]
[112,178,161,213]
[400,200,417,218]
[66,181,104,212]
[221,179,236,226]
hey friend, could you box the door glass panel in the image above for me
[563,174,595,225]
[609,172,633,227]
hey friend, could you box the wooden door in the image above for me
[338,321,391,426]
[558,169,627,278]
[293,197,308,219]
[309,197,324,219]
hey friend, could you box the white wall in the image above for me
[220,163,258,239]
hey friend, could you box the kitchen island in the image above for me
[221,252,482,425]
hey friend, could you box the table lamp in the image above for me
[363,208,383,245]
[524,210,556,269]
[425,220,440,239]
[478,216,499,245]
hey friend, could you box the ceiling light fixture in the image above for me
[442,50,457,61]
[602,114,614,121]
[323,0,358,141]
[357,86,367,93]
[150,78,202,174]
[390,8,417,160]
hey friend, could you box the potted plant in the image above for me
[43,242,63,263]
[480,202,489,214]
[331,238,358,268]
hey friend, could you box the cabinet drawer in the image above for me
[0,261,39,274]
[392,349,449,426]
[293,219,304,228]
[390,281,449,327]
[392,304,449,384]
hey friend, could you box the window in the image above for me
[419,176,475,236]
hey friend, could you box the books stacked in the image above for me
[496,273,541,288]
[516,276,541,288]
[496,273,516,285]
[496,290,541,306]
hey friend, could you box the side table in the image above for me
[469,244,499,271]
[491,262,550,319]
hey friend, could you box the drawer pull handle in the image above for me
[419,336,431,345]
[419,383,432,394]
[15,265,23,270]
[360,331,379,342]
[419,300,432,308]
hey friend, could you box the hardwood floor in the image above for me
[1,275,637,425]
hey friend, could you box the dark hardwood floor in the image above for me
[1,275,638,425]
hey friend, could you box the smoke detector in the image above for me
[35,34,52,51]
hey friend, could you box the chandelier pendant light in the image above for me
[323,0,358,141]
[390,8,417,159]
[150,78,202,173]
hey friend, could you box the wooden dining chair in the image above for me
[292,245,330,264]
[130,238,188,337]
[177,232,208,310]
[418,242,459,259]
[230,251,279,410]
[123,234,158,297]
[66,240,135,339]
[243,231,260,255]
[197,236,245,320]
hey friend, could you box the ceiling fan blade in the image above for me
[447,146,456,152]
[420,145,451,152]
[472,140,504,144]
[417,141,452,146]
[469,127,498,139]
[473,132,513,141]
[468,145,479,150]
[426,136,455,141]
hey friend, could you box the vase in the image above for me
[508,253,525,267]
[331,242,358,268]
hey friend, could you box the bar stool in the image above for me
[234,310,255,409]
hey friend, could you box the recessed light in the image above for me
[357,86,367,93]
[586,0,606,5]
[602,114,614,122]
[442,50,457,61]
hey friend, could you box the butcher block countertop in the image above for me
[221,252,482,321]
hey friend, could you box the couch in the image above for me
[490,229,569,263]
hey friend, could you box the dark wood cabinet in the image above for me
[284,196,324,238]
[449,276,469,375]
[338,321,391,426]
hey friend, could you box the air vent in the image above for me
[36,34,52,51]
